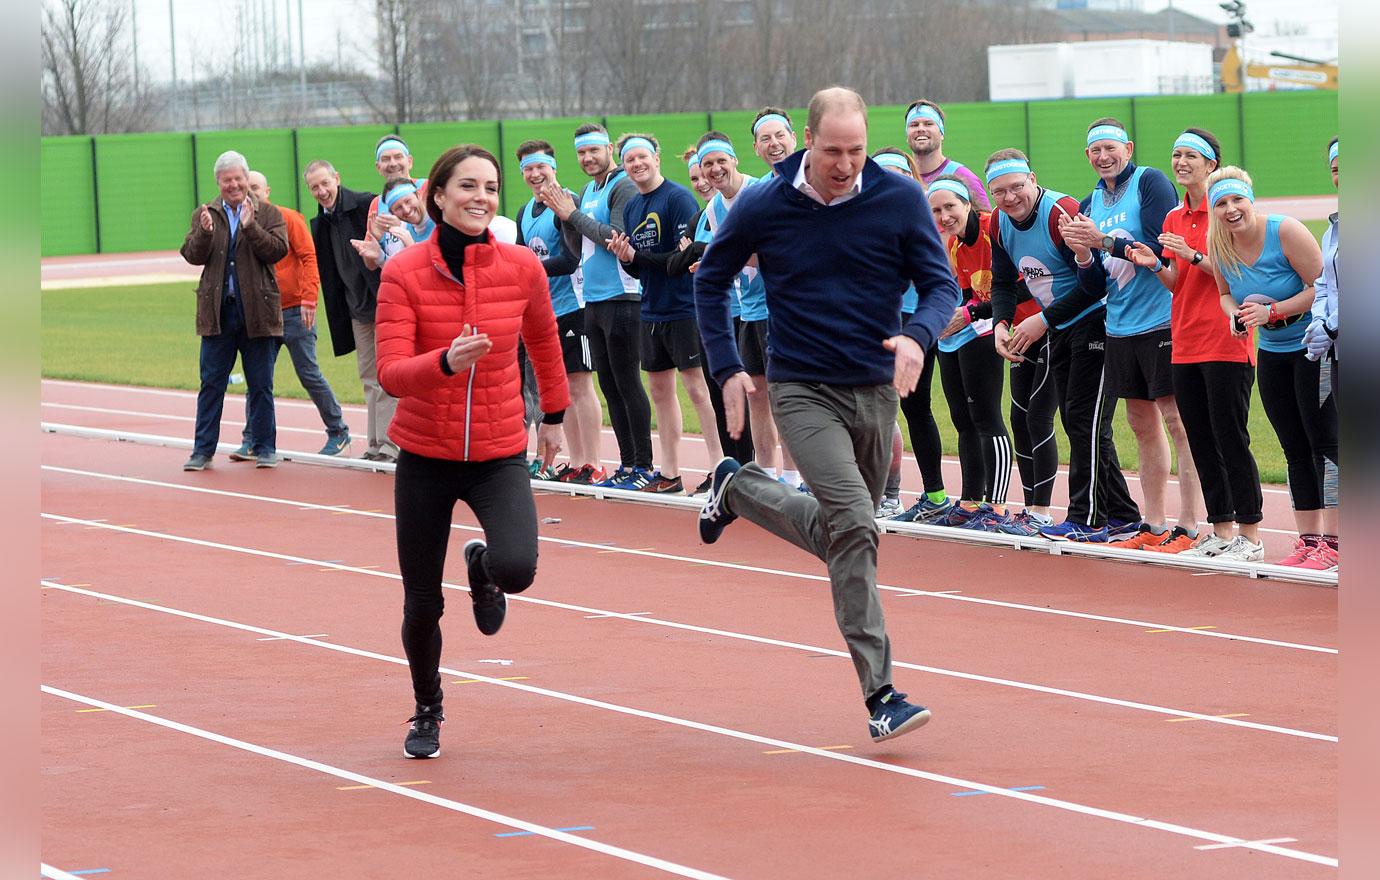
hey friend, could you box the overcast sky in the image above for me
[127,0,1340,85]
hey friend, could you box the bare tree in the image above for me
[41,0,157,135]
[374,0,417,122]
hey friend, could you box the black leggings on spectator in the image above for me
[586,300,653,469]
[939,340,1012,504]
[897,320,944,495]
[396,450,537,708]
[1256,348,1338,511]
[702,317,754,462]
[1007,335,1058,509]
[1171,361,1263,524]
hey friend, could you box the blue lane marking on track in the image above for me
[951,785,1045,797]
[71,871,111,876]
[495,825,595,838]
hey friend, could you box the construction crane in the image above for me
[1221,47,1339,92]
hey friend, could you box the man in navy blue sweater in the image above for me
[693,87,960,743]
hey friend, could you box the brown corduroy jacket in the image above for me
[180,195,289,337]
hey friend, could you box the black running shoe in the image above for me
[465,539,506,636]
[404,704,444,758]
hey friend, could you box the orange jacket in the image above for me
[274,205,319,310]
[375,230,571,462]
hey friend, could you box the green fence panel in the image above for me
[938,101,1031,183]
[41,136,98,256]
[294,124,397,217]
[498,115,596,219]
[605,112,712,198]
[1241,91,1337,198]
[1026,97,1134,198]
[93,132,197,253]
[193,128,299,211]
[397,120,503,212]
[1129,93,1244,188]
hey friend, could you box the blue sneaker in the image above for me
[1106,518,1144,542]
[1038,519,1109,542]
[936,503,983,528]
[616,466,654,491]
[698,457,742,544]
[888,496,952,524]
[991,510,1050,537]
[958,504,1008,531]
[867,688,931,743]
[595,466,630,488]
[319,433,351,456]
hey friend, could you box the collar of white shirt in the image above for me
[793,152,863,206]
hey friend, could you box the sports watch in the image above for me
[1101,234,1117,252]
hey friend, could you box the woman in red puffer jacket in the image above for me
[375,144,571,760]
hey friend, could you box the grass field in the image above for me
[41,281,1294,484]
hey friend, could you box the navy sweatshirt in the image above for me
[693,150,960,386]
[621,178,699,322]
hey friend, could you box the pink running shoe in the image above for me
[1295,542,1338,571]
[1276,537,1317,567]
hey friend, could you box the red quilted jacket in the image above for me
[375,230,571,462]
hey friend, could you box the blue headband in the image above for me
[1208,178,1254,207]
[928,179,971,202]
[619,137,657,161]
[1086,125,1130,148]
[752,113,792,135]
[375,139,410,162]
[574,131,611,149]
[519,153,557,171]
[985,158,1032,185]
[696,139,736,166]
[1329,141,1339,165]
[1173,132,1217,162]
[687,159,700,172]
[905,105,945,135]
[382,182,418,210]
[872,153,912,173]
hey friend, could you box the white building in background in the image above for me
[988,39,1214,100]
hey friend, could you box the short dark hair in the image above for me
[751,107,793,138]
[382,176,415,198]
[516,139,555,161]
[1180,127,1223,169]
[903,99,944,123]
[615,132,659,155]
[1088,117,1129,134]
[574,122,607,138]
[696,130,732,149]
[375,134,409,152]
[424,144,501,226]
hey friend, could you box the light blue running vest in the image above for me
[997,189,1104,331]
[519,198,581,318]
[576,170,640,302]
[1222,214,1307,353]
[1087,166,1173,337]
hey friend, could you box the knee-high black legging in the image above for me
[395,450,538,709]
[1007,335,1058,509]
[1171,360,1263,524]
[1257,347,1338,511]
[938,340,1012,504]
[585,300,653,469]
[897,332,945,495]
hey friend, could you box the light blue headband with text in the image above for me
[519,153,557,171]
[872,153,912,173]
[382,182,417,210]
[985,158,1032,185]
[619,137,658,161]
[752,113,792,135]
[928,179,971,201]
[1208,178,1254,206]
[375,139,410,162]
[1086,125,1130,148]
[1173,132,1217,162]
[1329,141,1339,165]
[574,131,611,149]
[696,139,737,166]
[905,104,945,135]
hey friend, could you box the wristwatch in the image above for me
[1191,251,1205,265]
[1101,234,1117,253]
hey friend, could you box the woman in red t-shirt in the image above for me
[1126,128,1262,559]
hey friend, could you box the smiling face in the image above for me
[988,171,1037,223]
[621,146,661,192]
[754,119,796,168]
[217,165,249,207]
[389,191,425,225]
[803,111,867,202]
[577,143,613,179]
[522,155,557,194]
[1213,193,1254,234]
[1086,138,1132,183]
[930,189,970,237]
[433,156,499,235]
[906,114,942,157]
[376,146,413,179]
[688,163,713,200]
[700,151,737,192]
[1330,156,1339,189]
[1170,146,1214,190]
[305,166,340,209]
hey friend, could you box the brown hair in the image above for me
[903,99,945,123]
[615,132,660,156]
[425,145,501,226]
[515,139,555,161]
[751,107,793,138]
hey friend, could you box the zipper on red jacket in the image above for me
[433,260,478,461]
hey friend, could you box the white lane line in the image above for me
[1194,837,1298,851]
[40,864,88,880]
[41,465,1337,656]
[40,685,731,880]
[256,633,328,641]
[38,379,1296,498]
[39,586,1337,869]
[37,518,1337,744]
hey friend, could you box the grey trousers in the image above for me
[351,318,400,456]
[725,381,899,700]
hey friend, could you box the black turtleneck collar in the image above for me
[437,221,488,280]
[959,207,981,248]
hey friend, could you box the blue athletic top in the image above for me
[693,211,740,318]
[997,189,1103,331]
[706,178,769,322]
[1222,214,1307,353]
[578,170,640,302]
[519,198,581,318]
[1085,165,1175,338]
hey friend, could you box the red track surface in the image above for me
[41,382,1335,877]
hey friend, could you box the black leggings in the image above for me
[1007,335,1058,509]
[897,322,944,494]
[938,341,1012,503]
[395,450,538,708]
[585,300,653,469]
[1257,348,1338,511]
[702,317,754,462]
[1172,361,1262,524]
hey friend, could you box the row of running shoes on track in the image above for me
[879,496,1338,571]
[529,460,715,496]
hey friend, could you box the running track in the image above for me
[41,382,1335,877]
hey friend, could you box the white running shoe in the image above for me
[1215,535,1264,562]
[1179,533,1232,558]
[876,496,903,519]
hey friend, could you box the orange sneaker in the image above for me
[1146,526,1196,553]
[1109,523,1170,550]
